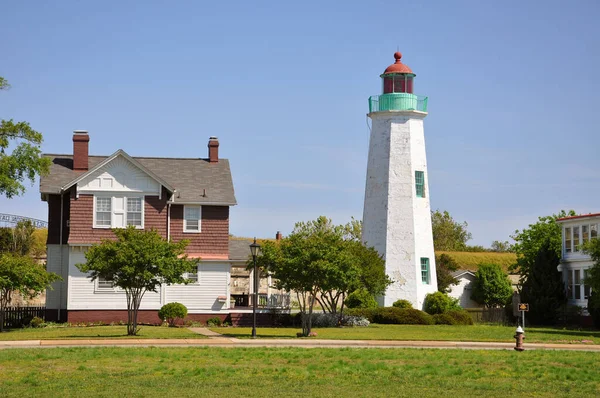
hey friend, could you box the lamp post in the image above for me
[249,237,261,339]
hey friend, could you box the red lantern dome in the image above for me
[381,52,415,94]
[383,52,414,75]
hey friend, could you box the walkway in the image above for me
[1,338,599,351]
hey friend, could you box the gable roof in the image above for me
[40,153,237,205]
[61,150,174,193]
[452,270,476,279]
[229,239,252,262]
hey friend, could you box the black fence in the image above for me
[2,306,46,328]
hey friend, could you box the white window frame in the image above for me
[95,276,118,293]
[93,195,145,229]
[185,264,199,284]
[183,205,202,233]
[126,197,144,229]
[94,196,112,229]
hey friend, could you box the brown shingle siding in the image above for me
[170,205,229,257]
[66,190,228,254]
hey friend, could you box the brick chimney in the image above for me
[208,136,219,163]
[73,130,90,171]
[276,231,282,241]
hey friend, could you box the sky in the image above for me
[1,0,599,246]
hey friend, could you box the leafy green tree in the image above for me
[431,210,472,251]
[76,227,197,335]
[0,253,60,331]
[491,240,513,253]
[424,291,461,315]
[0,221,38,256]
[471,263,513,308]
[258,216,390,336]
[345,288,378,309]
[1,77,51,198]
[510,210,575,280]
[582,239,600,327]
[520,241,566,325]
[435,254,460,293]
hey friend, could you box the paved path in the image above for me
[1,338,600,351]
[188,327,223,337]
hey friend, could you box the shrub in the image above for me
[433,313,457,325]
[392,299,413,309]
[29,316,45,328]
[345,289,378,309]
[346,307,434,325]
[345,308,377,322]
[343,315,370,327]
[446,310,473,325]
[296,312,370,328]
[424,292,461,315]
[372,308,434,325]
[206,317,222,327]
[158,302,188,327]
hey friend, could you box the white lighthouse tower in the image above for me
[362,51,438,309]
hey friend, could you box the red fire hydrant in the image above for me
[514,326,525,351]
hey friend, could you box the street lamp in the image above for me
[249,237,261,339]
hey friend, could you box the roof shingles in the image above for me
[40,154,236,205]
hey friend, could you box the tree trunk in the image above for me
[125,288,145,335]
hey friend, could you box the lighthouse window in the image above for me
[415,171,425,198]
[421,258,430,284]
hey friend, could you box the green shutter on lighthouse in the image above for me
[421,258,430,284]
[415,171,425,198]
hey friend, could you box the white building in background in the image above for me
[362,52,438,309]
[556,213,599,308]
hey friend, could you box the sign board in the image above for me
[518,303,529,312]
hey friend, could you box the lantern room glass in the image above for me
[382,74,414,94]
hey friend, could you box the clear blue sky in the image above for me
[1,1,599,246]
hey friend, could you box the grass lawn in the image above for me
[0,347,598,397]
[211,324,600,344]
[0,325,203,340]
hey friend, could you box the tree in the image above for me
[491,240,513,253]
[519,241,566,325]
[431,210,472,251]
[76,227,197,335]
[0,253,60,331]
[435,254,460,293]
[1,77,51,198]
[582,239,600,327]
[258,216,390,336]
[471,263,513,308]
[510,210,576,281]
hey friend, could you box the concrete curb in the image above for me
[1,338,599,351]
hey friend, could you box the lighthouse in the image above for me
[362,52,438,309]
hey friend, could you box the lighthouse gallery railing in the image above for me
[369,94,428,113]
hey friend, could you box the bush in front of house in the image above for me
[433,310,473,325]
[29,316,45,328]
[158,302,188,327]
[392,299,413,309]
[345,289,379,309]
[424,292,461,315]
[206,317,222,327]
[372,308,434,325]
[347,307,434,325]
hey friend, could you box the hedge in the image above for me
[346,307,434,325]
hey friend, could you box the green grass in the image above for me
[436,251,517,272]
[211,324,600,344]
[0,325,203,340]
[0,347,598,397]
